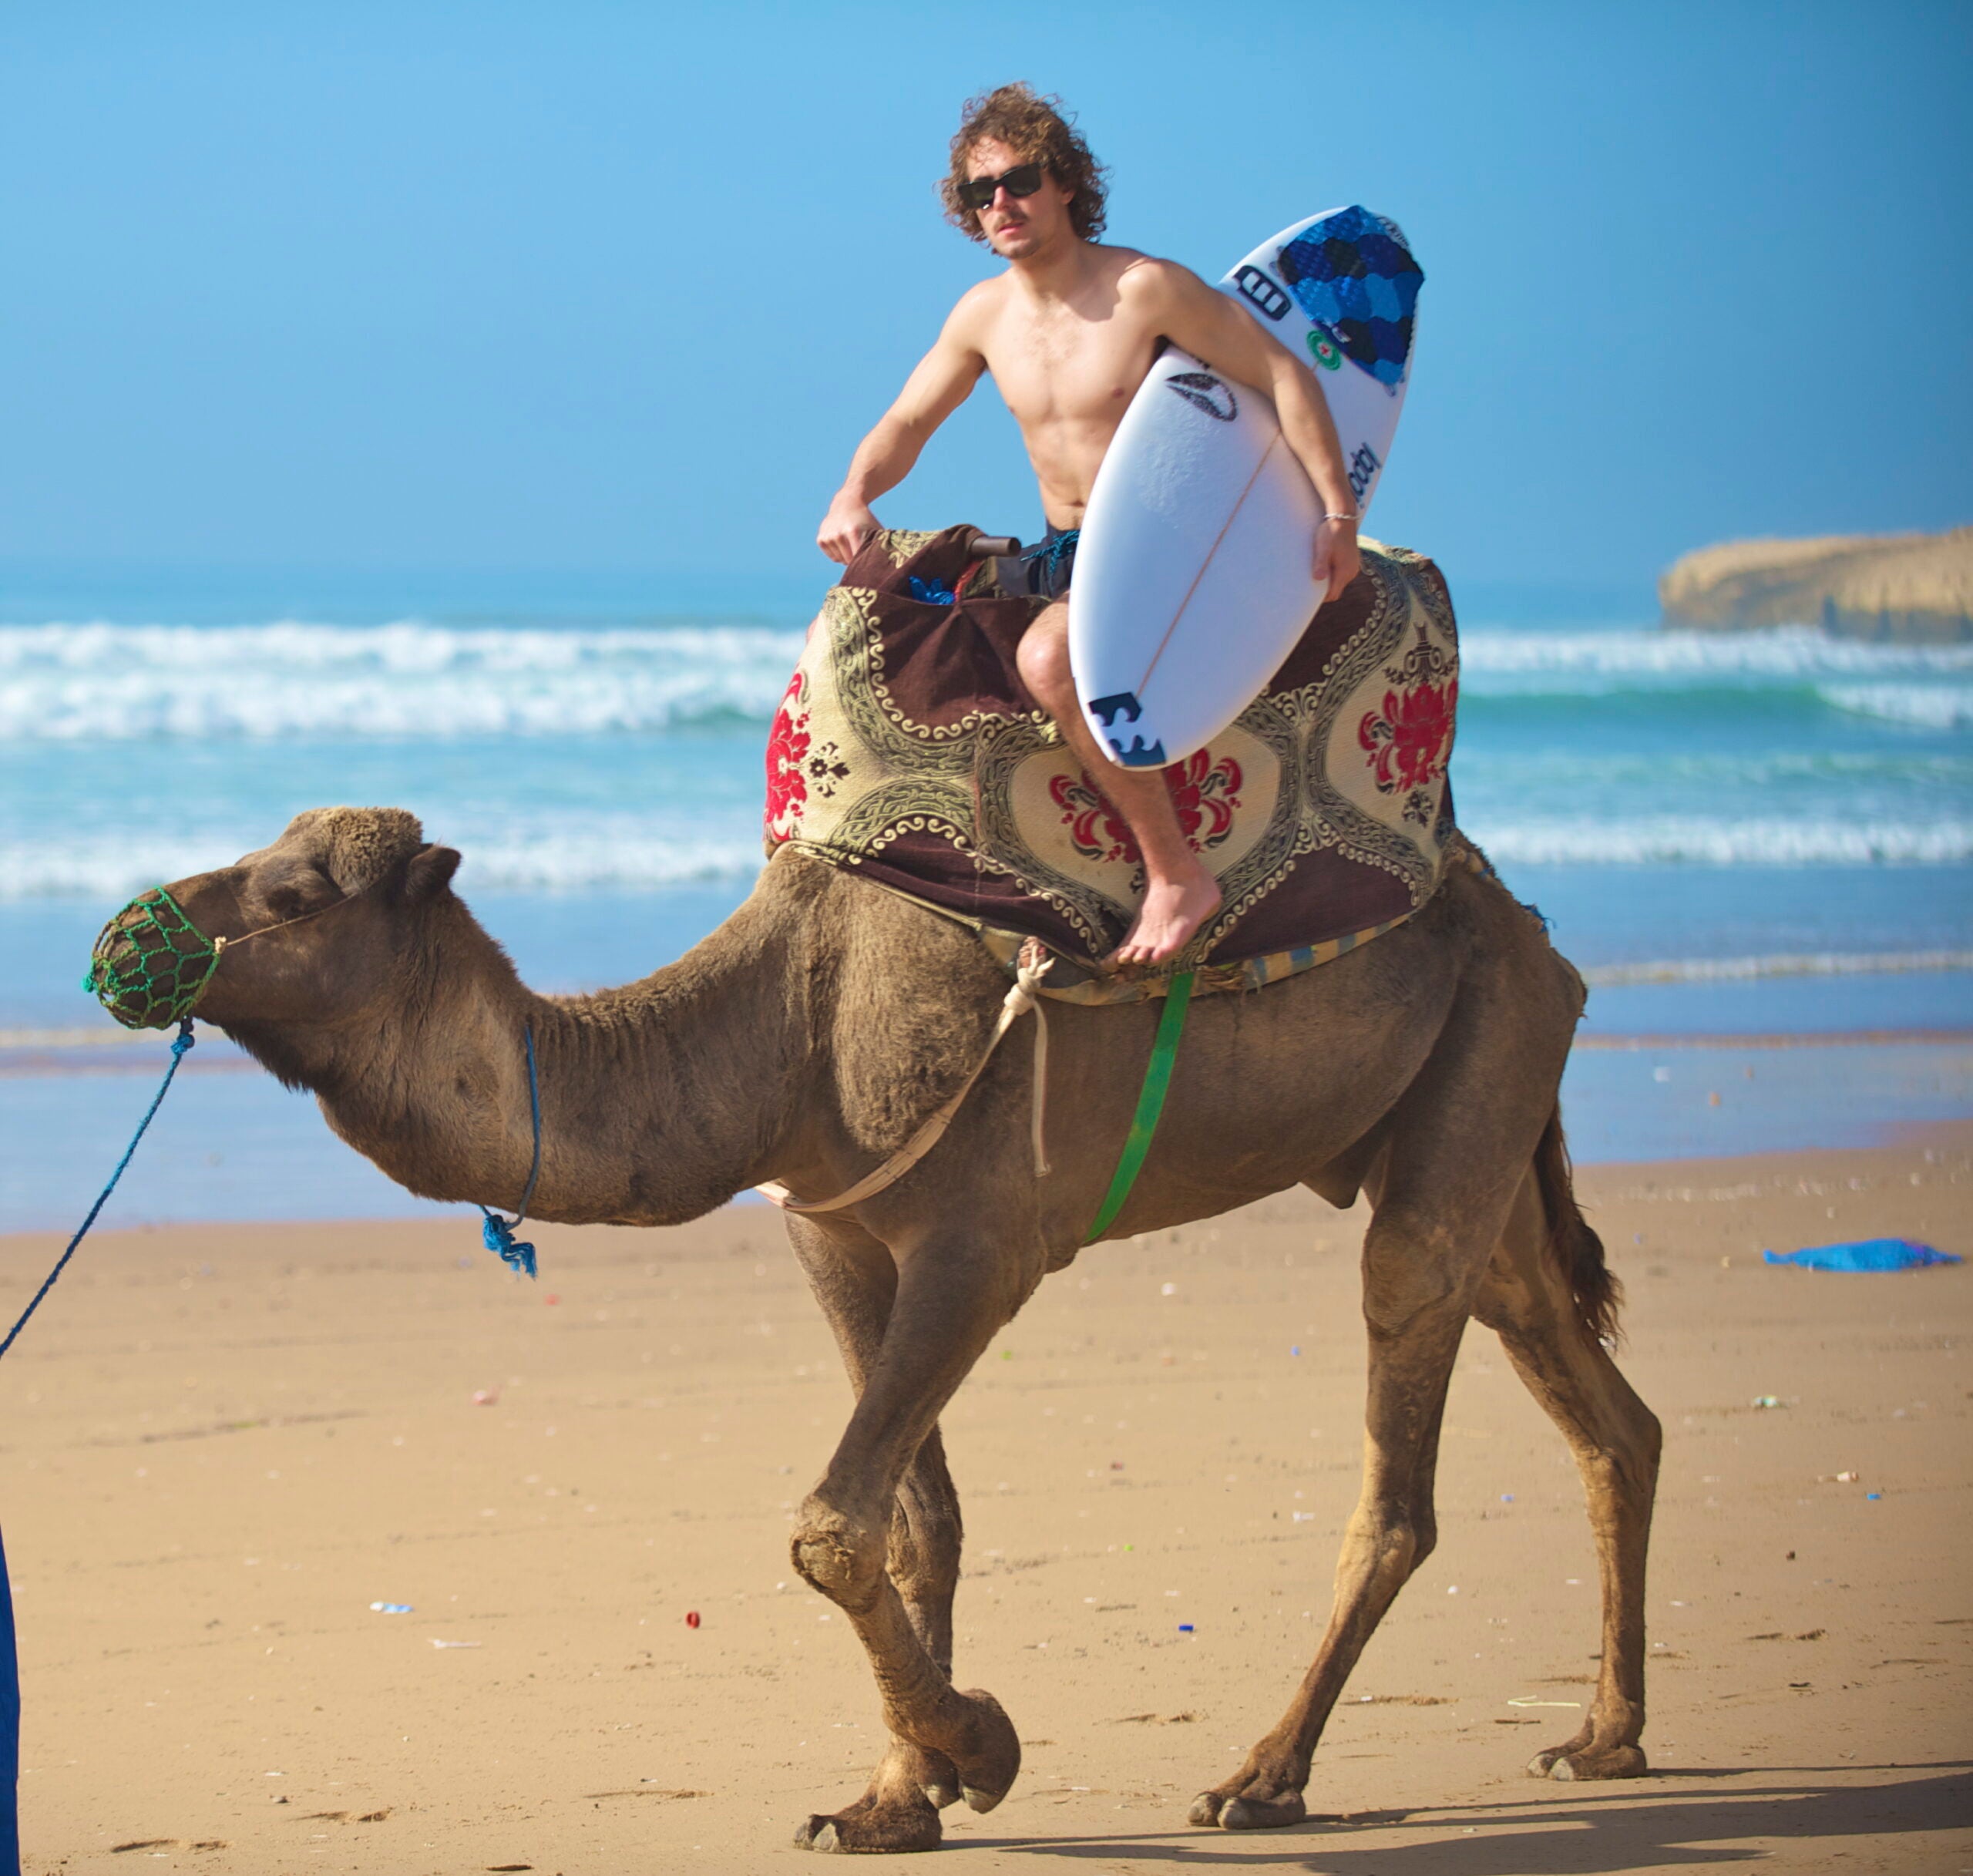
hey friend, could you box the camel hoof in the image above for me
[916,1743,961,1810]
[950,1686,1021,1813]
[1189,1787,1307,1831]
[793,1808,942,1854]
[1220,1792,1309,1831]
[1528,1743,1649,1781]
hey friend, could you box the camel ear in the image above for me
[402,844,461,902]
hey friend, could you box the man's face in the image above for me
[965,136,1075,259]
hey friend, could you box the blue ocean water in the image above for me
[2,580,1969,1227]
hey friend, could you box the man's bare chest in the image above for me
[983,311,1164,429]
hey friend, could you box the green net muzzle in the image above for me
[84,887,223,1030]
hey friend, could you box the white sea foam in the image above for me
[1460,624,1973,683]
[1469,816,1973,867]
[5,617,1970,737]
[1818,684,1973,731]
[0,620,805,739]
[11,810,1968,904]
[1581,950,1973,987]
[0,826,769,901]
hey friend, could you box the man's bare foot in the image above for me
[1110,871,1222,967]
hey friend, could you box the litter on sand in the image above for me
[1764,1239,1961,1273]
[1178,1623,1195,1632]
[429,1639,479,1649]
[369,1602,412,1614]
[685,1611,702,1629]
[1752,1395,1783,1409]
[1507,1696,1581,1708]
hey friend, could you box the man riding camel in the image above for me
[818,83,1363,964]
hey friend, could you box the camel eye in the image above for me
[262,867,339,922]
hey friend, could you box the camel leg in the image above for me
[1193,992,1564,1830]
[782,1214,969,1852]
[1474,1173,1661,1780]
[1188,1215,1477,1831]
[785,1220,1022,1853]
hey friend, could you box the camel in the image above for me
[110,803,1661,1854]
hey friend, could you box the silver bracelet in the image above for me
[1322,512,1359,524]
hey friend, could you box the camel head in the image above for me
[87,807,466,1060]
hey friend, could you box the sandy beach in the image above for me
[0,1125,1965,1874]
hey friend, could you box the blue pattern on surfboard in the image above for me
[1275,207,1423,389]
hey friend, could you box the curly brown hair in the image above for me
[941,83,1108,244]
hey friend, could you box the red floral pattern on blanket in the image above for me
[1049,748,1245,867]
[764,674,812,842]
[1357,624,1457,825]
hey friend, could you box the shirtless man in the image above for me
[818,84,1363,963]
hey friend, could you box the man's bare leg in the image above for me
[1015,600,1222,967]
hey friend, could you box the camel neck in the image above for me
[301,889,803,1229]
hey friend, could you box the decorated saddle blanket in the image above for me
[764,526,1459,994]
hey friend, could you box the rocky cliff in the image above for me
[1658,526,1973,642]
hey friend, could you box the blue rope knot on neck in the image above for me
[481,1212,537,1279]
[478,1023,543,1279]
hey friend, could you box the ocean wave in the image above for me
[6,617,1971,738]
[1460,624,1973,686]
[0,620,806,739]
[8,810,1968,905]
[0,827,769,901]
[1468,816,1973,866]
[1581,949,1973,986]
[1818,684,1973,731]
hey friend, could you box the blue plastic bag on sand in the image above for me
[1764,1239,1962,1273]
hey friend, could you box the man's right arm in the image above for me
[817,297,990,563]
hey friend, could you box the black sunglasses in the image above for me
[956,162,1045,213]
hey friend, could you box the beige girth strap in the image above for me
[757,940,1054,1214]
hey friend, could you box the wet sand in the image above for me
[1,1125,1967,1874]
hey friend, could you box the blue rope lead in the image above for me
[479,1024,541,1279]
[0,1018,195,1871]
[0,1518,15,1876]
[0,1019,197,1365]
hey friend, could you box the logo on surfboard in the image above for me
[1165,372,1237,422]
[1347,442,1382,502]
[1231,265,1290,321]
[1085,690,1170,766]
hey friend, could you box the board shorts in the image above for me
[1017,526,1080,603]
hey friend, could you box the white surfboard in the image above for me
[1069,206,1422,768]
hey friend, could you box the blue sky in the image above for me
[3,1,1968,612]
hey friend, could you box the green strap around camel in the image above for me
[1084,970,1194,1242]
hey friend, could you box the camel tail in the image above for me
[1534,1105,1623,1345]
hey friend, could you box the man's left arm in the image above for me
[1134,261,1362,603]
